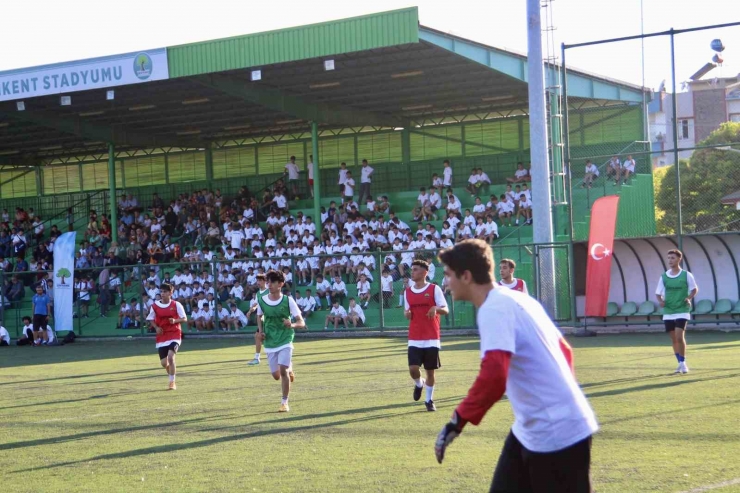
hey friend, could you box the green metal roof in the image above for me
[167,8,420,78]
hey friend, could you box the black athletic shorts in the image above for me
[408,346,441,370]
[490,431,593,493]
[158,342,180,360]
[664,318,689,332]
[32,314,47,331]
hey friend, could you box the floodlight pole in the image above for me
[311,121,322,237]
[669,29,683,253]
[527,0,556,315]
[108,142,118,245]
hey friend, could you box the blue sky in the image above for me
[2,0,738,90]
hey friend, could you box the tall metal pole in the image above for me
[108,143,118,245]
[669,29,683,252]
[311,122,322,237]
[561,43,578,326]
[527,0,556,315]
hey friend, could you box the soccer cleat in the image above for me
[288,369,295,382]
[425,400,437,412]
[413,379,425,402]
[278,403,290,412]
[247,358,260,366]
[168,381,177,390]
[680,362,690,374]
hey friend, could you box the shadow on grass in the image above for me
[9,400,458,473]
[0,388,161,411]
[586,373,739,399]
[0,414,230,452]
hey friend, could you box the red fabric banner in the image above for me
[585,195,620,317]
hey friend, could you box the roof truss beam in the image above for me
[193,73,406,128]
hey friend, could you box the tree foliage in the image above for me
[655,122,740,233]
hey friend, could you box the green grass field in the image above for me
[2,332,740,493]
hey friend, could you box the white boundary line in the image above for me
[678,478,740,493]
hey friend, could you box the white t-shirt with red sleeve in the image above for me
[476,287,598,453]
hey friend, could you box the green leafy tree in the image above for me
[655,122,740,233]
[56,268,72,285]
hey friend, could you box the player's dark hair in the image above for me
[439,239,494,284]
[265,270,285,284]
[160,283,173,292]
[256,273,266,281]
[667,249,683,260]
[500,258,516,270]
[412,259,429,271]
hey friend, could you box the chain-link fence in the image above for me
[0,243,576,339]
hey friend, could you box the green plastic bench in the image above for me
[692,299,713,315]
[606,302,619,317]
[616,301,638,317]
[710,299,733,315]
[732,301,740,315]
[637,301,656,316]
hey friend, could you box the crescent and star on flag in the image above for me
[590,243,611,261]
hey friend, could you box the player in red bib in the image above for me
[497,258,529,295]
[404,259,449,411]
[146,283,187,390]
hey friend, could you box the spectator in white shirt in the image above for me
[428,186,442,220]
[606,155,621,184]
[358,159,374,204]
[357,273,371,308]
[315,274,332,309]
[431,173,443,189]
[331,275,347,304]
[498,194,515,227]
[272,190,288,212]
[346,298,366,328]
[338,162,348,194]
[472,197,487,220]
[300,289,317,318]
[581,159,599,188]
[307,154,315,198]
[343,171,356,203]
[516,195,533,225]
[324,300,348,330]
[446,191,462,214]
[465,168,479,194]
[622,155,635,184]
[442,159,453,188]
[284,155,300,197]
[506,162,529,184]
[0,323,10,345]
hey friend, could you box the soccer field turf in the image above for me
[2,333,739,493]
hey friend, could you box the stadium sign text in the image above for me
[0,48,168,102]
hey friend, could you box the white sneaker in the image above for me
[680,362,689,374]
[673,364,682,374]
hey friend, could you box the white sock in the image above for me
[254,353,260,360]
[414,378,423,388]
[281,397,289,405]
[169,374,175,382]
[425,385,434,402]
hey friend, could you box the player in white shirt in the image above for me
[516,195,532,226]
[324,300,348,330]
[284,155,300,197]
[442,159,453,187]
[580,159,599,189]
[435,240,598,491]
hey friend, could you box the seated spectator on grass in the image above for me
[506,162,529,184]
[581,160,599,188]
[346,298,366,328]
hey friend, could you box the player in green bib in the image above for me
[247,274,269,366]
[655,249,698,374]
[256,270,305,412]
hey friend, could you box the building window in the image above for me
[731,114,740,123]
[680,119,690,140]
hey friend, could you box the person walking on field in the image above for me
[655,249,698,374]
[435,240,598,492]
[146,283,187,390]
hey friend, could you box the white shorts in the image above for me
[267,346,293,373]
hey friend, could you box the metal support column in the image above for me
[108,143,118,245]
[311,122,322,237]
[669,29,683,253]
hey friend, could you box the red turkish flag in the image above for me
[585,195,620,317]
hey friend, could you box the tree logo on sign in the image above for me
[56,268,72,285]
[133,53,153,80]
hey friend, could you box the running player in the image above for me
[497,258,529,295]
[404,259,449,412]
[435,240,598,491]
[256,270,305,412]
[655,249,698,374]
[146,283,187,390]
[247,273,268,366]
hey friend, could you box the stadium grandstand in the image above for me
[1,6,733,341]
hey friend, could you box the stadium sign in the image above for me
[0,48,168,102]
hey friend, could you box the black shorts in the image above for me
[430,205,439,212]
[32,314,47,331]
[491,431,592,493]
[407,346,441,370]
[158,342,180,360]
[664,318,689,332]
